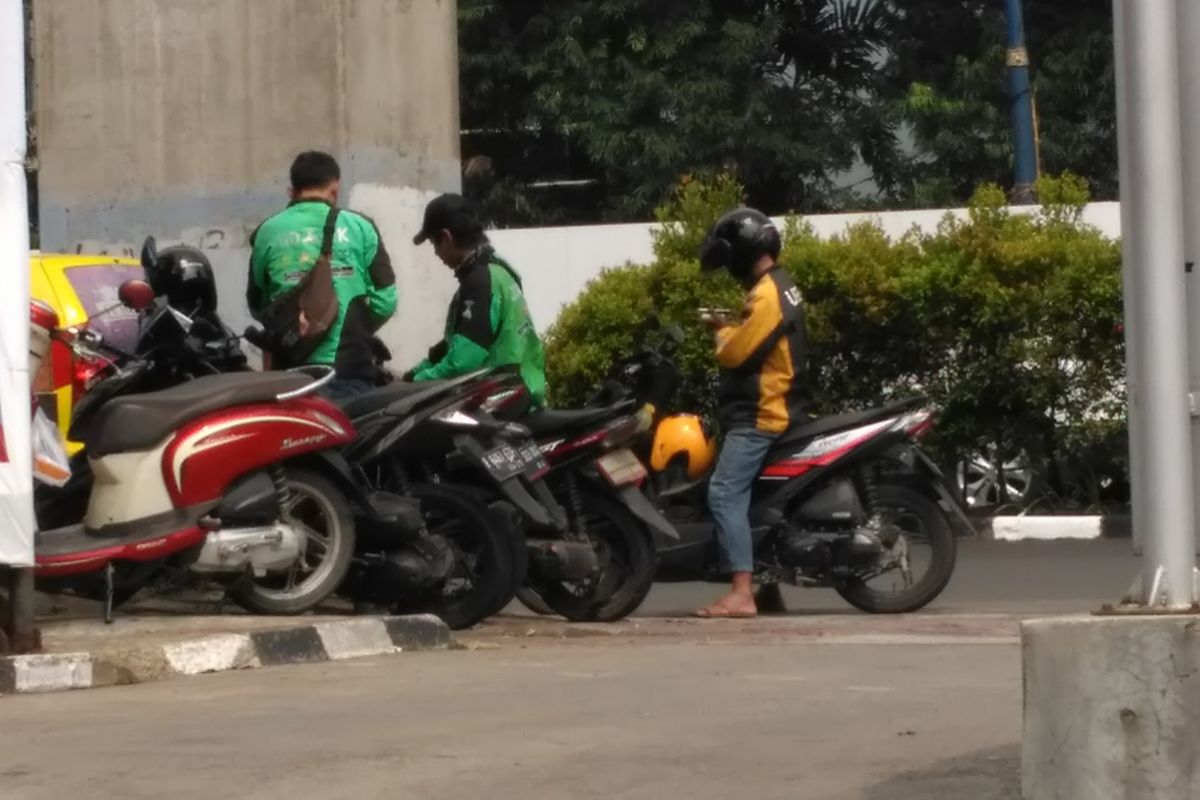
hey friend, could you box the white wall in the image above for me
[491,201,1124,333]
[53,200,1124,372]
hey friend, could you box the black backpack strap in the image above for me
[321,206,341,257]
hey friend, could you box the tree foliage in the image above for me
[460,1,1118,224]
[887,0,1116,205]
[460,0,902,224]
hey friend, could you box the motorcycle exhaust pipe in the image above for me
[526,539,599,582]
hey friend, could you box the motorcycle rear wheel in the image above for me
[231,467,356,615]
[519,487,656,622]
[515,586,555,616]
[834,482,956,614]
[432,483,528,619]
[396,483,519,630]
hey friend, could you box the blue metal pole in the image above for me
[1004,0,1038,203]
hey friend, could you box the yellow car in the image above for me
[30,252,145,454]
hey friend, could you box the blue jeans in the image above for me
[319,378,374,401]
[708,427,778,573]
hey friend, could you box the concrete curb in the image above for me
[0,614,451,696]
[984,514,1131,542]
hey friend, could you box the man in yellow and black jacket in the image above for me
[694,208,809,619]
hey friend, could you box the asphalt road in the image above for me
[3,538,1151,799]
[594,537,1139,618]
[1,642,1019,800]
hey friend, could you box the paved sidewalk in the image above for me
[460,609,1036,649]
[2,607,449,695]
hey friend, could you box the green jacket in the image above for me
[247,200,397,378]
[413,246,546,406]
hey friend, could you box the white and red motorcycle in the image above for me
[29,283,360,619]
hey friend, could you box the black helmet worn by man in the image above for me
[699,207,783,287]
[694,207,809,620]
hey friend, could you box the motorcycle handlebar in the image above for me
[243,325,269,350]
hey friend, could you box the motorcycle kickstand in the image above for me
[103,563,115,625]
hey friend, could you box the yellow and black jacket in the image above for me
[714,268,809,433]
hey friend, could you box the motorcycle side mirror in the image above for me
[663,324,686,345]
[139,236,158,272]
[645,312,661,331]
[118,279,156,311]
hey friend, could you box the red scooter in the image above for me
[30,284,360,620]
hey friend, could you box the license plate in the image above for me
[481,441,547,482]
[517,440,549,475]
[596,448,648,487]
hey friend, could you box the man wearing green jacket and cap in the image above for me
[407,193,546,406]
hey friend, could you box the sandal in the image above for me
[693,601,758,619]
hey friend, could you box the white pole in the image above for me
[1179,0,1200,563]
[1112,0,1148,558]
[0,0,35,567]
[1118,0,1197,607]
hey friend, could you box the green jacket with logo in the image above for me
[412,246,546,406]
[247,199,397,379]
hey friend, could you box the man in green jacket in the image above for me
[247,151,397,398]
[408,193,546,406]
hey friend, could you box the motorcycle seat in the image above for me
[768,398,925,457]
[525,404,629,438]
[87,371,313,456]
[336,380,454,421]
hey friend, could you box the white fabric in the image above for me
[0,0,35,565]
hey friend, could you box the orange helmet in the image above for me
[650,414,717,480]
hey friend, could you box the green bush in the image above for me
[544,173,1126,481]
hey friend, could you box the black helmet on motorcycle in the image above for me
[698,208,781,285]
[150,246,218,315]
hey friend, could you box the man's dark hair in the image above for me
[445,213,487,248]
[290,151,341,192]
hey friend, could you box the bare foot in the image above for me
[694,592,758,619]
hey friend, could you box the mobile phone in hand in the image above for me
[698,307,733,325]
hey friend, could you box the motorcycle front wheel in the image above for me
[834,481,957,614]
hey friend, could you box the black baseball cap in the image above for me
[412,193,481,245]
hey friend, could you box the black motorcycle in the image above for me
[538,322,966,615]
[351,334,681,623]
[309,345,668,623]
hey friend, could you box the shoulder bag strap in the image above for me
[320,206,341,258]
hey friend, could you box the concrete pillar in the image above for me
[32,0,461,369]
[1022,616,1200,799]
